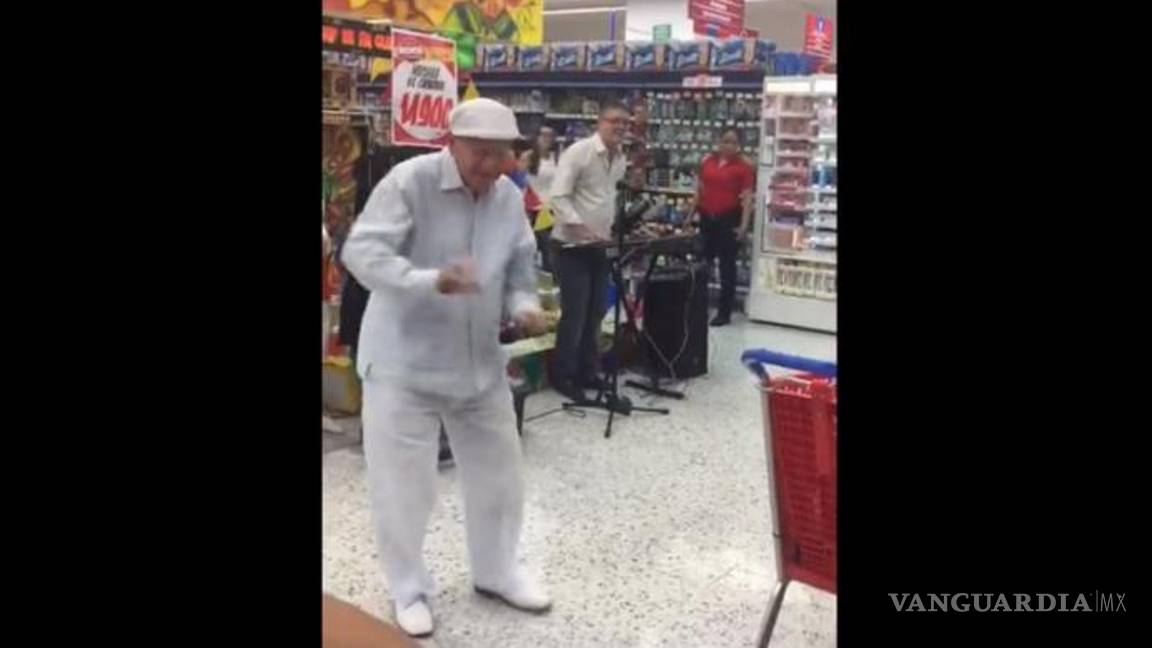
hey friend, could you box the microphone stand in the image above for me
[561,183,669,438]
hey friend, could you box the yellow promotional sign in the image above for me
[369,57,391,82]
[324,0,543,45]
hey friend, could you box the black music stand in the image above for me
[561,186,669,439]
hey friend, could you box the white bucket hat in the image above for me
[449,97,522,141]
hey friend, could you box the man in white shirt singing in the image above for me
[548,101,630,403]
[342,97,551,639]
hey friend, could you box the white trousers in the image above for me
[361,376,524,608]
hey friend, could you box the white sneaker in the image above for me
[395,598,434,638]
[475,571,552,613]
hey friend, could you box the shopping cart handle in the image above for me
[741,349,837,380]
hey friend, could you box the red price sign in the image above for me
[391,29,457,148]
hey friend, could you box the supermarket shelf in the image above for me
[642,186,696,196]
[545,112,599,120]
[322,108,381,126]
[747,286,837,333]
[471,69,768,90]
[649,142,711,150]
[811,159,838,166]
[765,248,838,264]
[648,118,760,127]
[777,134,813,142]
[768,203,811,213]
[322,108,384,120]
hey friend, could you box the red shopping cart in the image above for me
[741,349,837,648]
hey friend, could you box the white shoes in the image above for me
[395,598,434,638]
[474,570,553,613]
[394,572,551,638]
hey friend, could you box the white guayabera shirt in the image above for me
[342,149,540,398]
[549,133,626,242]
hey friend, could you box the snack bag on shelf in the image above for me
[550,43,587,71]
[625,42,666,71]
[712,38,758,70]
[587,42,626,71]
[517,45,549,71]
[667,41,711,71]
[480,43,517,71]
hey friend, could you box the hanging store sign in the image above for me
[322,0,544,45]
[803,13,834,61]
[322,15,392,58]
[391,28,458,148]
[693,19,741,38]
[690,0,745,36]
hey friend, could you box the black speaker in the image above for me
[642,262,709,379]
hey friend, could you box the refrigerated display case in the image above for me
[747,75,837,332]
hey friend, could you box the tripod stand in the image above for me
[561,186,669,438]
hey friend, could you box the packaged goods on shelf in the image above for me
[517,45,549,71]
[322,66,355,108]
[550,43,587,71]
[625,42,666,70]
[587,42,626,71]
[771,258,836,300]
[711,38,776,70]
[771,52,821,76]
[767,223,805,250]
[480,43,517,70]
[667,41,712,71]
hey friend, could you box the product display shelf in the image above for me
[480,77,762,308]
[470,69,767,91]
[747,75,837,333]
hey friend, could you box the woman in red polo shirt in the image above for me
[694,129,755,326]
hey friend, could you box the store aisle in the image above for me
[323,319,836,648]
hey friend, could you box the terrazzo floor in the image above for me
[323,318,837,647]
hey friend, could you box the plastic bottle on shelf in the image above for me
[714,93,729,121]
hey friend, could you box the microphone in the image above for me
[613,197,654,235]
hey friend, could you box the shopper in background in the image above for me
[522,127,558,270]
[549,102,630,403]
[693,128,755,327]
[504,139,532,190]
[342,97,551,639]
